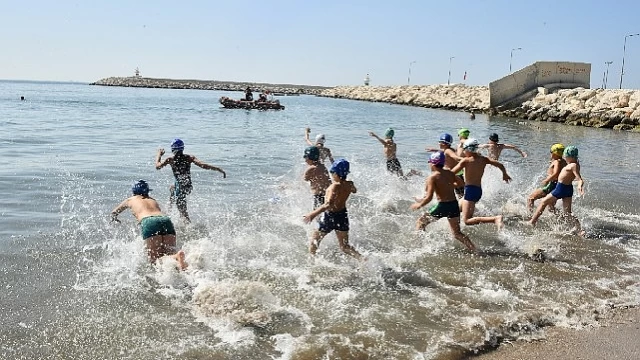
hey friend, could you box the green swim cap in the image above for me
[384,128,395,138]
[458,128,470,137]
[563,145,578,159]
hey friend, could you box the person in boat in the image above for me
[257,93,268,102]
[244,87,254,101]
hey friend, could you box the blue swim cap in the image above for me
[132,180,151,196]
[429,151,446,167]
[563,145,578,159]
[171,138,185,151]
[330,159,350,179]
[304,146,320,161]
[439,133,453,145]
[384,128,395,138]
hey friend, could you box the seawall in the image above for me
[90,77,331,95]
[319,85,640,131]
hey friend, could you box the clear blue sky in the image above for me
[2,0,640,88]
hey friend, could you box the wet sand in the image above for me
[468,306,640,360]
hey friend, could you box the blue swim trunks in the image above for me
[428,201,460,219]
[140,215,176,239]
[551,182,573,199]
[318,209,349,233]
[463,185,483,202]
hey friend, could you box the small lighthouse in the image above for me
[134,67,140,77]
[364,73,370,86]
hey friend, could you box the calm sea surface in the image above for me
[2,81,640,359]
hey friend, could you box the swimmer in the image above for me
[479,133,527,161]
[527,143,567,210]
[369,128,403,177]
[427,133,464,197]
[303,146,331,209]
[305,128,334,164]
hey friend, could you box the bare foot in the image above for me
[495,215,504,231]
[171,250,188,270]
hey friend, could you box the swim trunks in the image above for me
[463,185,483,202]
[551,182,573,199]
[428,201,460,219]
[541,181,557,194]
[386,158,403,176]
[318,209,349,233]
[140,215,176,239]
[313,192,325,209]
[454,174,465,196]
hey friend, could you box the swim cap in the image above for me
[329,159,350,179]
[489,133,499,142]
[458,128,470,138]
[303,146,320,161]
[428,151,446,167]
[171,138,185,151]
[132,180,151,196]
[439,133,453,146]
[315,134,326,145]
[550,143,565,156]
[463,138,479,152]
[563,145,578,159]
[384,128,395,138]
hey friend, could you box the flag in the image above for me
[463,71,467,81]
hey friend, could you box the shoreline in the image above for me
[90,76,332,95]
[320,85,640,131]
[464,304,640,360]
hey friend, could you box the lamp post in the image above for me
[602,61,613,89]
[619,33,639,89]
[509,47,522,73]
[407,61,416,85]
[447,56,455,85]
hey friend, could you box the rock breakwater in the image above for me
[91,77,331,95]
[320,85,640,131]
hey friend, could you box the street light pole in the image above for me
[408,61,416,85]
[509,47,522,73]
[619,33,639,89]
[447,56,455,85]
[603,61,613,89]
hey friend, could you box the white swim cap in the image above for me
[315,134,326,144]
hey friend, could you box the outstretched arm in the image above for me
[504,144,527,158]
[450,158,466,175]
[486,158,512,183]
[410,177,435,210]
[192,157,226,178]
[368,131,386,145]
[304,127,314,146]
[155,148,172,170]
[110,199,129,222]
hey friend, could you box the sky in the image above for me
[1,0,640,89]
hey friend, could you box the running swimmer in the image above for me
[479,133,527,161]
[527,143,567,210]
[427,133,464,197]
[303,146,332,209]
[304,127,334,164]
[369,128,403,177]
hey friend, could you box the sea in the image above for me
[2,80,640,360]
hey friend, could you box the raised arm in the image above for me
[110,198,130,222]
[486,158,512,183]
[155,148,172,170]
[304,127,314,146]
[504,144,527,158]
[368,131,386,145]
[410,177,435,210]
[192,156,226,178]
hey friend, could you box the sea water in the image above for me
[2,80,640,359]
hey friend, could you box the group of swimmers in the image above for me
[110,126,585,269]
[302,127,584,258]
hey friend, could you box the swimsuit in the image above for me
[171,154,193,205]
[140,215,176,239]
[551,182,573,199]
[386,158,403,176]
[428,201,460,219]
[318,209,349,233]
[313,192,325,209]
[542,181,557,194]
[463,185,483,202]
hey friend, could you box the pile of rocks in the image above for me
[91,77,331,96]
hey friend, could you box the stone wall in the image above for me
[91,77,331,95]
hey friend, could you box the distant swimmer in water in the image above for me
[305,127,334,164]
[303,159,363,260]
[470,112,476,120]
[369,128,403,177]
[527,143,567,211]
[111,180,187,270]
[529,146,585,235]
[20,96,25,101]
[451,138,511,230]
[478,133,527,161]
[427,133,464,198]
[410,151,476,252]
[155,138,226,222]
[303,146,331,209]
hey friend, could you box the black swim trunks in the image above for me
[386,158,402,176]
[318,209,349,233]
[313,192,325,209]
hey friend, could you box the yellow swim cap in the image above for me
[550,143,565,156]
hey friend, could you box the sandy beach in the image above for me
[468,306,640,360]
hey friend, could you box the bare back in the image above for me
[383,139,397,160]
[123,196,164,222]
[443,148,460,170]
[457,155,490,186]
[483,143,503,160]
[304,163,331,194]
[325,180,356,212]
[430,169,460,202]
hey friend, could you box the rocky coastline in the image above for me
[91,77,331,96]
[320,85,640,131]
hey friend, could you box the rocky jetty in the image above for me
[320,85,640,131]
[91,77,331,96]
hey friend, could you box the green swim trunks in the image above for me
[541,181,557,194]
[428,201,460,219]
[140,215,176,239]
